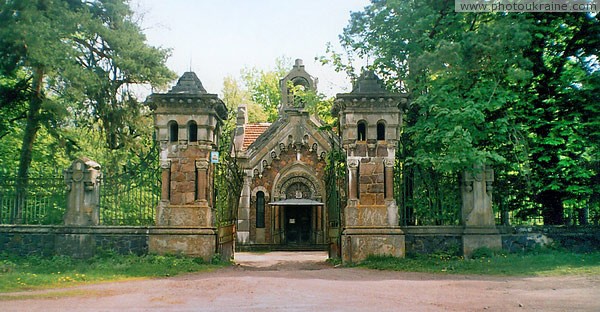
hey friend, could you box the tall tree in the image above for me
[333,0,599,224]
[0,0,174,223]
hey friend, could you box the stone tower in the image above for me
[147,72,227,259]
[333,70,408,263]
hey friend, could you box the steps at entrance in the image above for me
[236,244,328,252]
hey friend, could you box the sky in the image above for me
[134,0,371,97]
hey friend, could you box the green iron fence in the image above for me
[98,167,160,226]
[0,169,66,225]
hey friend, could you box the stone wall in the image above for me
[501,226,600,253]
[404,227,463,257]
[0,225,151,258]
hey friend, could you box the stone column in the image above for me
[160,160,171,201]
[347,158,359,200]
[195,159,209,202]
[236,172,252,244]
[384,158,399,226]
[384,158,394,200]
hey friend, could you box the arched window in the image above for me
[357,121,367,141]
[169,121,178,142]
[256,191,265,228]
[377,121,386,141]
[188,121,198,142]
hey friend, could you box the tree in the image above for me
[221,75,267,123]
[331,0,599,225]
[517,13,600,224]
[0,0,174,223]
[241,57,291,122]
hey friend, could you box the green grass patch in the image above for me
[358,249,600,276]
[0,251,229,293]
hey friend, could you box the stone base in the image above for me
[236,231,250,244]
[55,234,96,259]
[156,204,212,227]
[341,227,405,264]
[463,226,502,258]
[149,228,216,261]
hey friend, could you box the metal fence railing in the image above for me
[0,170,66,225]
[98,168,160,226]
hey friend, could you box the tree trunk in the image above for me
[14,67,44,224]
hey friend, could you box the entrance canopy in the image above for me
[269,198,324,206]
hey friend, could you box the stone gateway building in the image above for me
[233,59,334,248]
[147,59,502,263]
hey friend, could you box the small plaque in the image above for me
[210,151,219,163]
[289,219,296,224]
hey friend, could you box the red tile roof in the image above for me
[242,123,271,150]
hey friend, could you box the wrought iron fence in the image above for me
[98,167,160,226]
[395,164,462,226]
[0,169,66,225]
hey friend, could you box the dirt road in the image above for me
[1,251,599,311]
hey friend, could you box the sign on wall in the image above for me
[210,151,219,164]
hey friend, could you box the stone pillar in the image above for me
[160,160,171,200]
[348,158,359,200]
[237,173,252,244]
[384,158,399,226]
[60,158,101,259]
[461,165,501,257]
[195,159,209,203]
[147,71,228,260]
[334,70,407,264]
[63,158,101,226]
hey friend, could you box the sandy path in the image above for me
[1,251,598,311]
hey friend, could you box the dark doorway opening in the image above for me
[285,205,312,245]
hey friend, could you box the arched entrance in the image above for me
[270,175,325,246]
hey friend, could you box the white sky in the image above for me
[134,0,370,97]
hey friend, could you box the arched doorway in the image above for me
[270,176,325,246]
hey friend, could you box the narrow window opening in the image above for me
[256,191,265,228]
[377,121,385,141]
[169,121,178,142]
[357,121,367,141]
[188,121,198,142]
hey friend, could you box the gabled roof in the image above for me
[242,123,271,151]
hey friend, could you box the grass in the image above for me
[0,251,229,293]
[358,249,600,276]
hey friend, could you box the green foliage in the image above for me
[470,247,496,259]
[0,0,175,223]
[330,1,599,225]
[0,252,228,293]
[359,250,600,276]
[241,57,291,122]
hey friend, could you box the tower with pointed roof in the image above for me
[333,70,409,263]
[147,72,228,259]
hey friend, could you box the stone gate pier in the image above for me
[334,71,409,264]
[146,71,228,260]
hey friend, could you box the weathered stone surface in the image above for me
[63,158,101,226]
[149,234,216,260]
[156,205,212,227]
[341,228,405,264]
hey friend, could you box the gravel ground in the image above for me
[1,251,598,312]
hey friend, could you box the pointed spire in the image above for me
[168,72,207,94]
[352,70,387,94]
